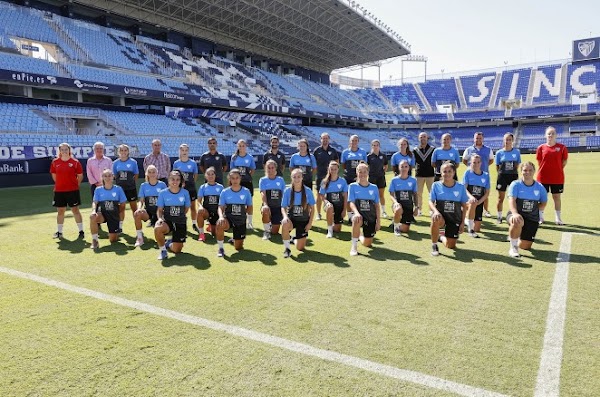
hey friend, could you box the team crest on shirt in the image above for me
[369,190,374,196]
[449,153,455,157]
[215,156,220,160]
[379,155,383,160]
[481,178,486,184]
[555,148,560,152]
[112,192,117,197]
[179,197,184,202]
[453,191,459,197]
[127,164,131,168]
[216,188,221,193]
[408,182,413,187]
[187,165,192,169]
[245,159,249,164]
[328,151,332,155]
[337,184,342,189]
[277,154,281,158]
[534,190,540,197]
[512,154,516,158]
[276,182,281,186]
[306,158,310,163]
[68,163,73,167]
[240,195,245,200]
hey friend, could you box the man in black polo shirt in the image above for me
[262,136,286,178]
[313,132,340,220]
[412,132,435,216]
[199,137,228,185]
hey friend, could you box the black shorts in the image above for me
[362,218,377,238]
[185,187,198,201]
[123,188,138,202]
[369,175,386,189]
[291,220,309,239]
[506,212,539,242]
[542,184,564,194]
[269,206,283,225]
[316,177,325,191]
[98,209,120,234]
[241,180,254,196]
[207,209,219,226]
[226,215,247,240]
[147,209,159,226]
[53,190,81,208]
[400,206,415,225]
[333,204,344,225]
[164,220,187,243]
[474,202,484,222]
[441,215,460,239]
[496,174,518,191]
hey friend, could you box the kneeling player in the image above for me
[133,165,166,247]
[281,168,315,258]
[389,160,418,235]
[196,167,224,242]
[90,169,127,249]
[319,161,347,238]
[215,169,253,257]
[462,154,490,238]
[429,162,468,256]
[259,160,285,240]
[348,163,381,256]
[506,162,548,258]
[155,170,191,260]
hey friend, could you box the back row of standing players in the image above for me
[53,126,567,258]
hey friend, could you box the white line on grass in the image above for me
[534,232,572,397]
[0,266,509,397]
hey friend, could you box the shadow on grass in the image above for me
[366,245,429,266]
[451,247,533,268]
[225,248,277,266]
[289,249,350,268]
[56,237,89,254]
[161,252,211,270]
[539,223,600,235]
[91,240,134,256]
[527,247,600,265]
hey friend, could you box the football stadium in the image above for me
[0,0,598,395]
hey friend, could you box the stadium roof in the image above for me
[71,0,410,73]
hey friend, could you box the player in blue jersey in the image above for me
[462,154,490,238]
[367,139,389,219]
[173,144,200,232]
[89,168,127,250]
[112,144,139,231]
[348,163,381,256]
[313,132,339,221]
[216,169,253,257]
[196,167,224,242]
[259,160,286,241]
[133,165,166,247]
[429,162,469,256]
[155,170,191,260]
[391,138,415,176]
[431,133,460,182]
[341,134,368,223]
[389,160,418,235]
[230,139,256,228]
[506,162,548,258]
[462,132,494,218]
[495,133,521,224]
[281,168,316,258]
[319,161,347,238]
[289,138,317,189]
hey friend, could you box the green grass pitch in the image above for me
[0,153,598,396]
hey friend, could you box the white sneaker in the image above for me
[496,217,502,225]
[134,237,144,247]
[394,227,401,237]
[555,219,564,226]
[468,230,479,238]
[326,231,333,238]
[247,222,254,230]
[350,247,358,256]
[316,213,322,221]
[508,246,520,258]
[382,211,388,219]
[431,244,439,256]
[538,217,544,225]
[484,210,492,218]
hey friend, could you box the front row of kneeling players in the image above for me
[90,159,546,259]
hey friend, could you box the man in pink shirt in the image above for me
[86,141,113,198]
